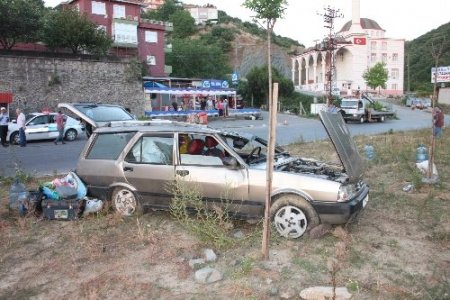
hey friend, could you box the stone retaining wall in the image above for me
[0,55,144,116]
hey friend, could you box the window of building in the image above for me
[391,84,398,90]
[382,53,387,63]
[382,42,387,50]
[371,41,377,50]
[391,68,399,79]
[113,5,126,19]
[392,53,398,62]
[147,55,156,65]
[145,31,158,43]
[113,22,137,44]
[371,53,377,62]
[92,1,106,15]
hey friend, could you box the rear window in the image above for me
[74,104,134,122]
[87,132,135,160]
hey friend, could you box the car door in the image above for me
[121,133,175,208]
[25,115,51,141]
[174,133,254,218]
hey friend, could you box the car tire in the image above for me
[10,131,19,145]
[379,116,385,123]
[360,116,365,123]
[64,129,78,141]
[111,187,141,216]
[270,195,319,239]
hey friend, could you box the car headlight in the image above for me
[337,184,356,202]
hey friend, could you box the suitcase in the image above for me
[42,198,82,220]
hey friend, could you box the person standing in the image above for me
[54,110,66,144]
[16,108,26,147]
[433,106,444,138]
[0,107,9,147]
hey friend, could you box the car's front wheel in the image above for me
[64,129,78,141]
[270,195,319,238]
[10,131,19,145]
[112,187,141,216]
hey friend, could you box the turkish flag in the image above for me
[354,37,366,45]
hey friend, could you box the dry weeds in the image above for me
[0,128,449,299]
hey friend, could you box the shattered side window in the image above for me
[87,132,135,160]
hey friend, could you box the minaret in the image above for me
[349,0,363,33]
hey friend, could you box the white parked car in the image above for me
[7,112,84,144]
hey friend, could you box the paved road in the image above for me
[0,105,445,177]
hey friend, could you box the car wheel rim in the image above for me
[274,205,308,238]
[13,133,20,144]
[65,130,77,141]
[114,189,136,216]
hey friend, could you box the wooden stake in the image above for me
[262,83,278,259]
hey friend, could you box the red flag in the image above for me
[354,37,366,45]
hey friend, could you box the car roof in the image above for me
[94,120,221,135]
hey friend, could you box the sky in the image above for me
[44,0,450,46]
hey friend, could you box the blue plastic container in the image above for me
[364,144,375,160]
[9,180,29,209]
[416,144,428,163]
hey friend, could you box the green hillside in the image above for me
[405,22,450,94]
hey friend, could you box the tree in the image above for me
[363,62,388,94]
[0,0,45,50]
[169,10,197,39]
[41,8,112,55]
[244,65,293,107]
[166,38,231,78]
[244,0,287,107]
[141,0,183,21]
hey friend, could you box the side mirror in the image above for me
[223,156,239,169]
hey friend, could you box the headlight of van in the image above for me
[337,184,356,202]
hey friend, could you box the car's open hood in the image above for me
[58,103,135,130]
[319,110,364,182]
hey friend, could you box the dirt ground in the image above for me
[0,129,449,300]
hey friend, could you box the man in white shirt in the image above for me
[16,108,26,147]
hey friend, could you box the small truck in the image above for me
[339,94,395,123]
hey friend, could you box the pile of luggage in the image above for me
[9,172,103,220]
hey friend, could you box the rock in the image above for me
[269,287,279,296]
[299,286,352,300]
[233,230,245,239]
[309,224,332,238]
[189,258,205,269]
[280,287,296,299]
[194,267,223,284]
[203,249,217,262]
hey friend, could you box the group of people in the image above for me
[0,107,25,147]
[0,108,66,147]
[171,96,230,117]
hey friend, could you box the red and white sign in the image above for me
[353,37,366,45]
[431,66,450,83]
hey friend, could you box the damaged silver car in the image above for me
[59,103,369,238]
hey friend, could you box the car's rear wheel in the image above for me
[64,129,78,141]
[378,116,385,122]
[10,131,19,145]
[270,195,319,238]
[360,116,365,123]
[112,187,141,216]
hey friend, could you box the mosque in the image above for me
[291,0,405,96]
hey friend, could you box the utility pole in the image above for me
[317,6,343,106]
